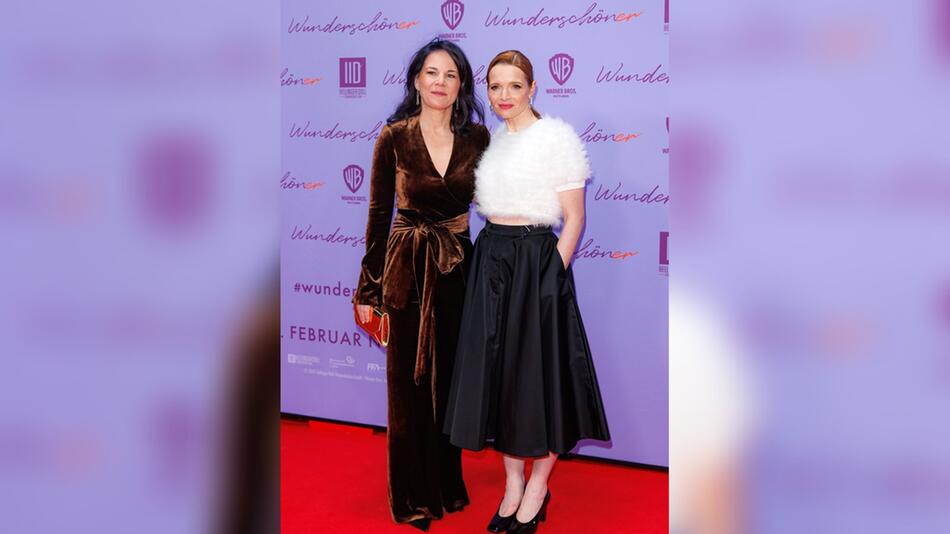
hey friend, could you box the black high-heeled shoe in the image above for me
[408,517,431,531]
[487,484,525,533]
[487,509,516,533]
[506,490,551,534]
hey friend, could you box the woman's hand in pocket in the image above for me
[556,244,572,270]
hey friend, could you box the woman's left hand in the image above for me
[556,187,584,271]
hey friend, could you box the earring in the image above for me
[416,92,420,106]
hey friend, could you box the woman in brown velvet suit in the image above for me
[353,40,489,532]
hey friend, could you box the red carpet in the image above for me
[281,418,667,533]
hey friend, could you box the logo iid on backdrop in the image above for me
[439,0,467,41]
[546,53,577,99]
[339,57,367,98]
[341,164,368,205]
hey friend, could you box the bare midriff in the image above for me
[488,216,538,226]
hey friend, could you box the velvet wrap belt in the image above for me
[388,209,468,420]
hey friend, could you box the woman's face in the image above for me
[415,50,461,112]
[487,64,535,120]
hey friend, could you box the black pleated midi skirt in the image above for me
[443,221,611,457]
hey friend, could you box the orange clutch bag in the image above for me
[354,305,390,347]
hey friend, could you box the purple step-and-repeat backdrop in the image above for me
[280,0,669,466]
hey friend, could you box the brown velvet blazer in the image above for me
[354,115,490,310]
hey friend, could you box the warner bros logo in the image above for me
[441,0,465,30]
[341,164,367,205]
[342,164,364,193]
[549,53,575,86]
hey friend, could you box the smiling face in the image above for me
[414,50,461,112]
[487,63,536,120]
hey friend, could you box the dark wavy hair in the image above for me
[388,39,484,134]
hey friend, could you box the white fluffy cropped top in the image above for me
[474,116,591,226]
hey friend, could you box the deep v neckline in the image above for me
[417,119,456,179]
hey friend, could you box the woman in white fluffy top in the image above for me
[443,50,610,534]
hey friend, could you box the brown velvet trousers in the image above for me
[354,116,490,524]
[384,249,471,522]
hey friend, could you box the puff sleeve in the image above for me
[547,120,592,192]
[353,125,396,306]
